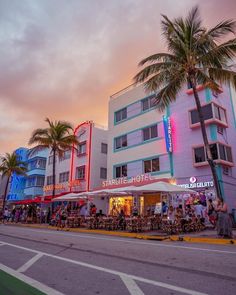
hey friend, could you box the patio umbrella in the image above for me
[121,181,196,194]
[87,188,129,196]
[52,192,88,202]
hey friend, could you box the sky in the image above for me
[0,0,236,155]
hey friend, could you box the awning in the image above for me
[120,181,196,194]
[52,192,88,202]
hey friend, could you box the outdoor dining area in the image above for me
[48,181,208,234]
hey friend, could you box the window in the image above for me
[115,108,127,123]
[115,135,127,150]
[26,176,36,187]
[36,176,45,186]
[190,104,213,124]
[28,158,46,170]
[142,96,156,111]
[76,166,86,179]
[223,166,232,176]
[59,150,71,161]
[101,143,108,154]
[214,105,226,123]
[193,143,233,165]
[217,126,224,135]
[194,147,206,163]
[115,165,127,178]
[48,156,57,165]
[59,172,69,183]
[144,158,160,173]
[78,142,86,156]
[47,175,53,185]
[190,103,227,126]
[142,124,158,141]
[100,167,107,179]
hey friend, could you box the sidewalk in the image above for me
[3,223,236,245]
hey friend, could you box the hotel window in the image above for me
[115,165,127,178]
[217,126,224,135]
[36,176,45,187]
[143,124,158,141]
[26,176,36,187]
[193,143,233,164]
[48,156,57,165]
[100,167,107,179]
[101,143,108,154]
[214,105,227,123]
[78,142,86,156]
[47,175,53,185]
[115,108,127,123]
[190,104,213,124]
[143,158,160,173]
[28,158,46,170]
[59,150,71,161]
[189,102,227,126]
[76,166,86,179]
[115,135,127,150]
[219,144,233,162]
[59,171,69,183]
[142,96,156,111]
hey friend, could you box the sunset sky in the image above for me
[0,0,236,155]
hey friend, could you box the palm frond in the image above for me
[208,68,236,89]
[206,20,236,39]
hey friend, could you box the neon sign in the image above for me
[163,116,173,153]
[43,179,81,192]
[102,174,153,188]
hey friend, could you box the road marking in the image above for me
[0,263,64,295]
[0,241,208,295]
[2,227,236,255]
[0,242,5,246]
[17,253,43,273]
[121,276,145,295]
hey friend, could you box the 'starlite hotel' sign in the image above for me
[163,116,173,153]
[102,174,153,187]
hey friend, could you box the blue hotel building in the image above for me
[7,147,48,201]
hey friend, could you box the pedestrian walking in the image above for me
[215,200,232,238]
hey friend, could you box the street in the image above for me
[0,225,236,295]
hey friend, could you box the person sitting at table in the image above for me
[132,206,138,216]
[118,209,126,230]
[167,206,175,223]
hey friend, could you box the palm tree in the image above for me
[134,6,236,200]
[0,152,27,210]
[28,118,79,198]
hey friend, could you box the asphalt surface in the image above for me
[0,225,236,295]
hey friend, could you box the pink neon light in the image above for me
[69,121,89,192]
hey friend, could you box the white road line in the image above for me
[0,263,64,295]
[121,275,145,295]
[2,227,236,255]
[0,241,208,295]
[0,242,5,246]
[17,253,43,273]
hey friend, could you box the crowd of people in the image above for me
[0,196,233,238]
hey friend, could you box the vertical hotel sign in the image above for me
[163,116,173,153]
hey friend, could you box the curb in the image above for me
[2,223,236,245]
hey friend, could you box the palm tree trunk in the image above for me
[2,176,10,211]
[52,149,56,198]
[189,77,222,201]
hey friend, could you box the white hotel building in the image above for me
[43,121,108,211]
[106,82,236,215]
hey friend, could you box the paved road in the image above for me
[0,225,236,295]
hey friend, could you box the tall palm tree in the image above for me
[0,152,27,210]
[134,6,236,200]
[28,118,79,198]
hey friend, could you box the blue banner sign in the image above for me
[163,116,173,153]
